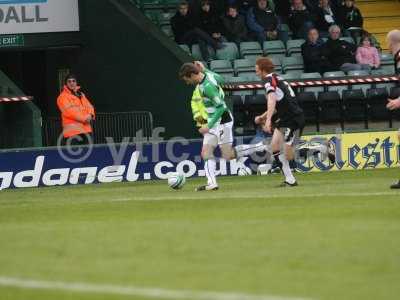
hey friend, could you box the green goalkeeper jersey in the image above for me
[198,69,230,129]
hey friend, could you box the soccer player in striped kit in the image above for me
[254,57,305,186]
[179,61,268,191]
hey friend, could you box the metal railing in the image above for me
[43,111,154,146]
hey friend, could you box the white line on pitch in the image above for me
[110,191,398,202]
[0,277,313,300]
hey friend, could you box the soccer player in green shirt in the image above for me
[180,61,267,191]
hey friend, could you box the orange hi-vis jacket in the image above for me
[57,85,95,138]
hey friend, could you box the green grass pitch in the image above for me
[0,168,399,300]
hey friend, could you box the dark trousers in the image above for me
[181,28,221,61]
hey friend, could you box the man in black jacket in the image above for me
[338,0,363,41]
[199,0,226,44]
[288,0,315,39]
[323,25,369,72]
[313,0,340,37]
[247,0,285,44]
[171,1,222,61]
[222,5,249,44]
[302,28,332,74]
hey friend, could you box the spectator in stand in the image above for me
[247,0,285,44]
[171,1,223,62]
[199,0,227,45]
[355,35,380,69]
[273,0,291,22]
[288,0,314,39]
[57,74,95,146]
[324,25,370,72]
[313,0,340,37]
[226,0,256,16]
[222,5,249,44]
[302,28,332,74]
[339,0,363,41]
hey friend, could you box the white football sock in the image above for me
[204,159,217,186]
[235,142,268,158]
[279,153,296,184]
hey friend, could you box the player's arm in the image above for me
[255,110,268,124]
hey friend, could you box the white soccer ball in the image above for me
[237,166,252,176]
[167,172,186,189]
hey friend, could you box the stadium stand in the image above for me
[134,0,400,134]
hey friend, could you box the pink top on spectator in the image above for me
[356,45,380,67]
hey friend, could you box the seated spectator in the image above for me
[302,28,332,74]
[247,0,284,44]
[226,0,256,16]
[171,1,223,61]
[355,35,380,69]
[288,0,314,39]
[323,25,369,72]
[273,0,291,21]
[199,0,227,45]
[339,0,363,41]
[313,0,340,37]
[222,5,249,44]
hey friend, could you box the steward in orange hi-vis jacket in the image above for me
[57,74,95,145]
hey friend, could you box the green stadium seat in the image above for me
[370,69,397,91]
[237,71,256,80]
[179,44,191,54]
[263,40,286,56]
[281,56,304,74]
[157,11,174,26]
[286,39,305,56]
[210,60,234,77]
[300,73,324,96]
[191,44,216,61]
[323,71,347,96]
[381,65,395,74]
[226,76,246,83]
[371,68,393,76]
[233,59,254,74]
[161,25,173,38]
[240,42,263,58]
[347,70,371,95]
[347,70,370,76]
[340,37,354,44]
[210,60,233,71]
[301,72,322,79]
[245,73,261,82]
[270,56,282,73]
[143,10,161,25]
[281,72,302,80]
[227,76,254,96]
[216,42,239,60]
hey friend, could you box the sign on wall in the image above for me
[0,0,79,34]
[0,131,399,190]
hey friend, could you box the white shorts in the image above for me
[203,121,234,146]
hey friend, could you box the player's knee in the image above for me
[221,152,234,161]
[201,147,212,160]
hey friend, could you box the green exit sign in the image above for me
[0,35,24,48]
